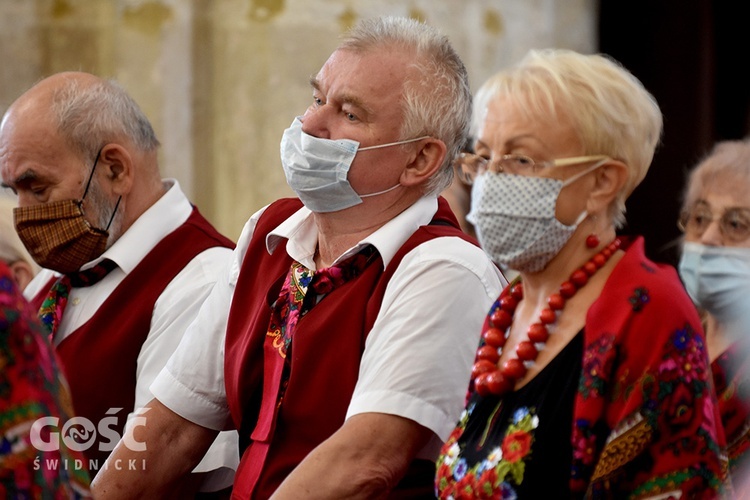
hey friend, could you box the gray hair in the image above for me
[473,48,663,228]
[682,138,750,212]
[50,77,160,161]
[339,16,472,196]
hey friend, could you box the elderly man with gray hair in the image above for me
[0,72,238,496]
[94,16,505,499]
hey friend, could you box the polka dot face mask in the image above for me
[467,162,603,273]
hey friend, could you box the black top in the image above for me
[453,331,584,498]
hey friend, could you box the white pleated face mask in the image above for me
[678,242,750,328]
[467,161,604,273]
[280,116,426,213]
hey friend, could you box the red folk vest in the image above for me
[224,197,476,498]
[30,207,234,471]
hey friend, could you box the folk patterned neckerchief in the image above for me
[266,245,378,359]
[251,245,379,477]
[38,259,118,338]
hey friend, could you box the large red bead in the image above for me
[592,254,606,268]
[528,323,549,342]
[482,327,506,348]
[476,345,500,363]
[547,293,565,310]
[501,358,527,380]
[499,295,518,312]
[485,370,513,395]
[489,308,512,330]
[539,308,556,324]
[474,372,492,397]
[560,281,577,298]
[510,283,524,300]
[570,269,588,287]
[516,340,538,361]
[583,261,597,276]
[471,359,497,380]
[585,234,600,248]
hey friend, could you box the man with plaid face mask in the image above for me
[0,72,239,496]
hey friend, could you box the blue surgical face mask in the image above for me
[679,242,750,330]
[280,116,427,213]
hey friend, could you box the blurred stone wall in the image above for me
[0,0,596,240]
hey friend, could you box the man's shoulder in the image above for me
[256,198,304,227]
[178,207,235,249]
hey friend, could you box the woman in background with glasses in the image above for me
[678,139,750,492]
[435,48,728,498]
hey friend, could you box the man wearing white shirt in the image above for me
[0,72,238,496]
[94,16,506,499]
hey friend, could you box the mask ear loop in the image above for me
[105,196,122,231]
[358,135,430,151]
[359,183,401,198]
[80,147,122,232]
[561,158,610,229]
[560,157,610,188]
[81,147,104,201]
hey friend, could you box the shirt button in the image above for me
[72,297,81,306]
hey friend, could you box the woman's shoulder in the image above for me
[589,236,703,343]
[609,236,693,304]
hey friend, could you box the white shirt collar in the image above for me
[265,196,438,270]
[86,179,193,273]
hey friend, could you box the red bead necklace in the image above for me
[472,237,623,397]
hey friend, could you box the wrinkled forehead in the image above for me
[687,169,750,208]
[316,47,411,95]
[475,94,576,148]
[475,83,564,131]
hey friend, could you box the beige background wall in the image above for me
[0,0,596,240]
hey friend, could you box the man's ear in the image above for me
[400,139,448,186]
[586,159,629,213]
[98,143,134,196]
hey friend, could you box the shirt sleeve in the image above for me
[150,208,265,431]
[345,237,505,459]
[134,245,238,482]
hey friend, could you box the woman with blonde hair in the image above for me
[436,49,727,498]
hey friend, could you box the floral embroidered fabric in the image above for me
[266,245,378,359]
[0,263,90,498]
[711,337,750,488]
[436,332,582,498]
[436,237,728,498]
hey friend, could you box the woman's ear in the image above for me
[400,139,448,186]
[98,143,134,196]
[587,159,629,213]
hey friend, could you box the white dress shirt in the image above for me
[152,195,506,461]
[24,179,239,491]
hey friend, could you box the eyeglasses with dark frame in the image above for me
[453,151,609,185]
[678,204,750,243]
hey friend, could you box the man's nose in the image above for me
[299,105,331,140]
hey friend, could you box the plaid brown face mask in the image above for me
[14,199,109,274]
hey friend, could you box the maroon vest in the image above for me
[31,207,234,471]
[224,197,477,498]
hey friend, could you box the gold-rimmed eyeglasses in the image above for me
[454,152,610,185]
[678,204,750,243]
